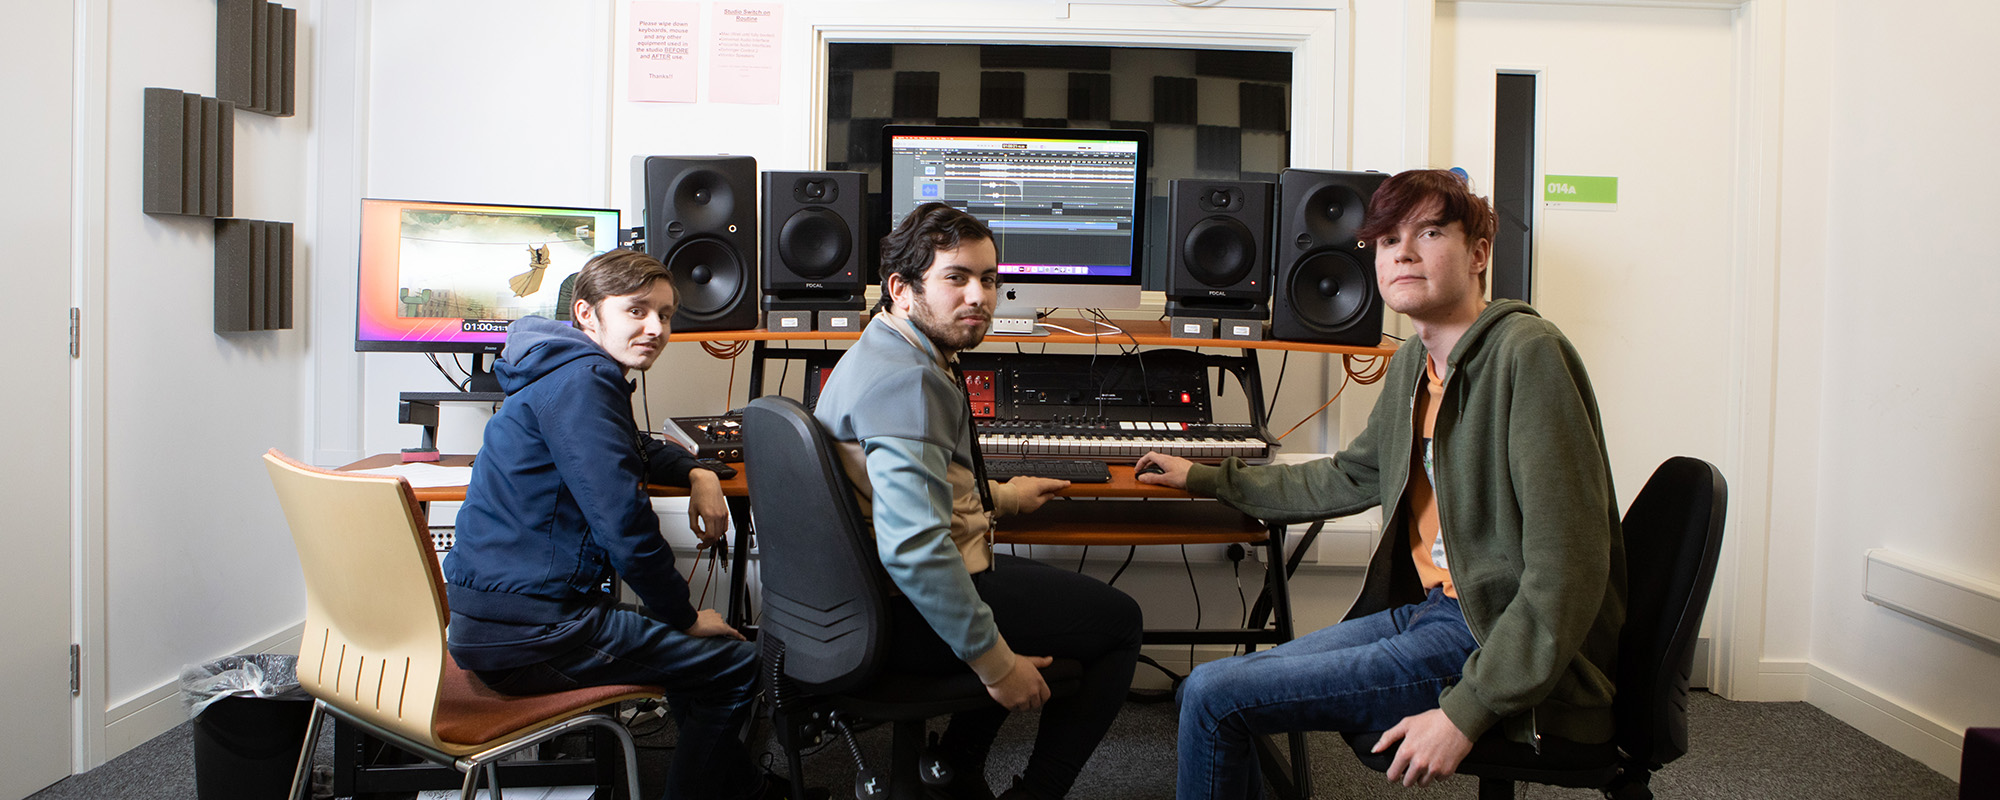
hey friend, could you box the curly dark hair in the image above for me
[875,202,995,312]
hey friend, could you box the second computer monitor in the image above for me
[882,125,1148,335]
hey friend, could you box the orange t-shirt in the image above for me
[1406,357,1456,597]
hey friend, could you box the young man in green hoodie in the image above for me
[1138,170,1625,799]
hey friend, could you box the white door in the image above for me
[1434,1,1738,503]
[0,2,79,797]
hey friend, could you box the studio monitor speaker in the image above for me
[633,154,759,332]
[1272,169,1388,345]
[762,170,867,309]
[1165,179,1272,319]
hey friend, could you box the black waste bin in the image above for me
[182,654,313,800]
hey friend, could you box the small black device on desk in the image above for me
[693,458,737,479]
[665,411,746,461]
[983,458,1112,483]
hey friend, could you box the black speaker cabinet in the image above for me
[762,170,866,312]
[1165,178,1272,320]
[632,155,759,332]
[1272,169,1388,345]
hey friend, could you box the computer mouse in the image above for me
[1135,463,1167,477]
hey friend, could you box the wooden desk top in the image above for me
[671,317,1398,358]
[338,456,1264,544]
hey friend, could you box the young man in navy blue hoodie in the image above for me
[443,248,772,799]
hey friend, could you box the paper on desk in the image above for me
[346,462,474,488]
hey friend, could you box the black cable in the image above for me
[1075,545,1089,573]
[1106,546,1137,586]
[1182,544,1201,670]
[426,353,469,391]
[638,370,653,433]
[1268,350,1291,413]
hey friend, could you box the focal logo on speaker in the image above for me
[1271,169,1389,346]
[632,155,760,332]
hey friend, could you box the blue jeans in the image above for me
[1175,588,1478,800]
[474,605,762,800]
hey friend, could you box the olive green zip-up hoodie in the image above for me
[1186,299,1625,746]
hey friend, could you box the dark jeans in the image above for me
[1175,588,1478,800]
[475,605,762,800]
[887,553,1144,799]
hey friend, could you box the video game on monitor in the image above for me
[355,198,621,391]
[882,125,1148,335]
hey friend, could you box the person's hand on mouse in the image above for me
[1133,452,1194,490]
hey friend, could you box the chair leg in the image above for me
[779,713,810,797]
[589,714,646,800]
[1478,777,1516,800]
[289,702,327,800]
[459,759,504,800]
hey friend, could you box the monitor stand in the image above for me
[466,352,503,394]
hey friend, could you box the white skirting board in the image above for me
[103,623,305,762]
[1759,659,1964,781]
[1863,548,2000,647]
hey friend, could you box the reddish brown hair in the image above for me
[1356,169,1497,247]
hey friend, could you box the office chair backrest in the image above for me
[264,449,449,748]
[1613,456,1728,767]
[742,396,892,694]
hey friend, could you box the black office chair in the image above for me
[742,396,1081,800]
[1348,456,1728,800]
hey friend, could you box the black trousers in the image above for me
[887,553,1144,798]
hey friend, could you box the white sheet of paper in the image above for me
[346,462,475,489]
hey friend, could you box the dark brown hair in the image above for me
[876,202,994,311]
[1355,169,1498,248]
[572,248,674,313]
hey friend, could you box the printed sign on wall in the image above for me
[1544,174,1618,212]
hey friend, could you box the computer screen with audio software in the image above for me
[882,125,1149,334]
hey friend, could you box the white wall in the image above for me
[79,0,318,761]
[1786,0,2000,771]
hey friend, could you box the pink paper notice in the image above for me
[630,1,699,103]
[709,4,783,105]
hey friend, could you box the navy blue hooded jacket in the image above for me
[443,316,701,671]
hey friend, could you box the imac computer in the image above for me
[355,198,621,392]
[881,125,1149,335]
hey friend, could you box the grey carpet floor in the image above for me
[28,691,1959,799]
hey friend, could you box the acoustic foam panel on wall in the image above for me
[143,88,233,217]
[217,0,295,116]
[215,218,293,332]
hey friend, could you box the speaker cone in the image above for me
[1183,216,1256,287]
[1285,250,1371,330]
[669,169,738,232]
[777,207,852,280]
[664,236,746,319]
[1296,183,1370,248]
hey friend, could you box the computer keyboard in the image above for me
[983,458,1112,483]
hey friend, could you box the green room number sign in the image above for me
[1544,175,1617,211]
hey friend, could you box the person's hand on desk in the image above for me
[687,468,730,548]
[1134,452,1194,490]
[1003,476,1070,514]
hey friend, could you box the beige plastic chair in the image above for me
[264,449,662,800]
